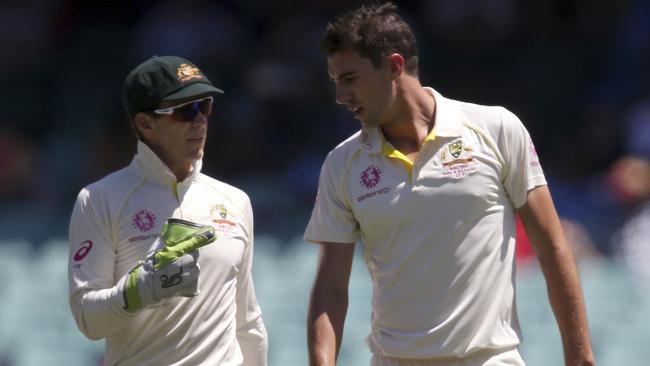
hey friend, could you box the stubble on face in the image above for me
[327,50,394,129]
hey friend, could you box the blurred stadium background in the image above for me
[1,0,649,365]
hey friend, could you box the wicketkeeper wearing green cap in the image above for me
[68,55,268,366]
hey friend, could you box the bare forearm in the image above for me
[518,187,595,365]
[538,245,594,366]
[307,284,348,366]
[308,243,355,366]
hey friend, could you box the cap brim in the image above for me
[163,82,224,102]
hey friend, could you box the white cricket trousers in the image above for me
[370,347,525,366]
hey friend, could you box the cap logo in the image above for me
[176,63,203,82]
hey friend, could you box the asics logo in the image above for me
[160,267,183,288]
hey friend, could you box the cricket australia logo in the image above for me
[360,165,383,189]
[449,140,463,159]
[132,209,156,232]
[211,204,228,219]
[177,63,202,82]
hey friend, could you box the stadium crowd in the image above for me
[0,0,649,269]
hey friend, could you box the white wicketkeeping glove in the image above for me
[117,218,217,313]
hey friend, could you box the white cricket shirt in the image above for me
[68,141,267,366]
[304,88,546,359]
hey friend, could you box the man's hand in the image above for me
[118,218,217,313]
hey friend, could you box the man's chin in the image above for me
[187,148,204,161]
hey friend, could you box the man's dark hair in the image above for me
[321,2,419,76]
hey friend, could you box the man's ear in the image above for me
[134,112,154,138]
[387,53,404,78]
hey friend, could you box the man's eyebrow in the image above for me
[332,71,358,81]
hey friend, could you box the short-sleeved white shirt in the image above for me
[304,88,546,359]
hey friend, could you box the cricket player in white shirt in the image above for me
[68,55,267,366]
[305,3,594,366]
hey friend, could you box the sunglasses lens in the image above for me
[173,102,199,121]
[172,99,212,121]
[200,99,213,118]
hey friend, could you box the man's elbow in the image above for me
[73,314,105,341]
[70,298,111,341]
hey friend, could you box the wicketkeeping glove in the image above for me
[117,218,217,313]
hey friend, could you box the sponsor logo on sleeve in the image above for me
[72,240,93,269]
[73,240,93,261]
[528,138,540,167]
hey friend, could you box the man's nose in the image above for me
[191,112,208,126]
[335,84,351,105]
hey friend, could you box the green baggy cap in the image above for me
[122,55,224,118]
